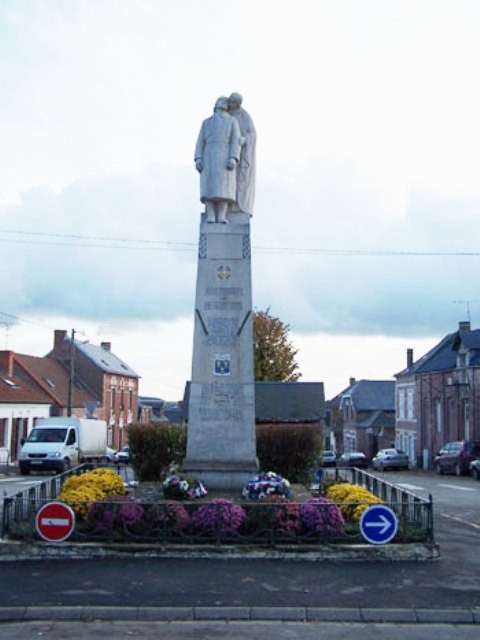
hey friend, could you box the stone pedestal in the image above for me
[183,212,258,490]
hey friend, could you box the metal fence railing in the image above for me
[1,465,435,545]
[327,467,434,542]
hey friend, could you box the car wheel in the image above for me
[474,468,480,481]
[57,458,71,474]
[436,463,443,475]
[454,463,462,477]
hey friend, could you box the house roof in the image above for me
[183,381,325,423]
[396,325,480,377]
[138,397,184,423]
[14,353,96,408]
[342,380,395,412]
[0,364,52,405]
[74,341,140,378]
[356,410,396,430]
[255,381,325,422]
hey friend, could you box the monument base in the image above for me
[182,458,259,492]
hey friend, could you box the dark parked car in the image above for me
[470,458,480,481]
[322,450,337,467]
[372,448,409,471]
[434,440,480,476]
[338,451,368,468]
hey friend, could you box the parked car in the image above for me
[104,447,117,463]
[470,458,480,481]
[322,450,337,467]
[114,445,130,464]
[372,448,409,471]
[434,440,480,476]
[338,451,368,468]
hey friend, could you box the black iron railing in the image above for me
[1,465,434,545]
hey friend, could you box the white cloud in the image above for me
[1,0,480,399]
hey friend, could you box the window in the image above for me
[110,387,116,410]
[462,398,470,440]
[2,378,18,388]
[0,419,6,447]
[398,390,405,420]
[435,399,442,433]
[407,389,415,420]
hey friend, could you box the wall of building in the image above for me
[0,403,51,464]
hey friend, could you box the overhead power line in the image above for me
[0,228,479,257]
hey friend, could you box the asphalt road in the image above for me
[0,468,479,638]
[0,470,478,610]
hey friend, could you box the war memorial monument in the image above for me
[182,93,259,490]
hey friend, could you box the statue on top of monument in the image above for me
[227,93,256,217]
[194,96,242,224]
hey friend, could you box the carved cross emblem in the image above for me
[217,265,231,279]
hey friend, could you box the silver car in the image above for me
[470,458,480,481]
[372,448,409,471]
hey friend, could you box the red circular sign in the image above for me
[35,502,76,542]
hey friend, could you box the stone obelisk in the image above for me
[183,94,258,490]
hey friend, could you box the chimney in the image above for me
[0,351,14,376]
[101,342,111,352]
[54,329,68,350]
[459,321,471,333]
[349,377,356,387]
[407,348,414,369]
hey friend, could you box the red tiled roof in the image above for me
[0,368,52,404]
[13,354,96,408]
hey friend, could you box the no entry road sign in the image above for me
[359,504,398,545]
[35,501,76,542]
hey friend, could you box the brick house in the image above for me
[336,379,396,459]
[395,321,480,469]
[48,330,140,449]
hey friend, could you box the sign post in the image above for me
[35,501,76,542]
[359,504,398,545]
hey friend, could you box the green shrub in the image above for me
[127,423,187,481]
[256,423,321,483]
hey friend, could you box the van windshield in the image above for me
[27,428,67,444]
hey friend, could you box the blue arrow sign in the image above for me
[359,505,398,545]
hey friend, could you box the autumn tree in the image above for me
[253,308,301,381]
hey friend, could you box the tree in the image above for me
[253,308,301,381]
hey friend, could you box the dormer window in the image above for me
[457,352,468,368]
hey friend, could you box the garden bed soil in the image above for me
[130,482,313,503]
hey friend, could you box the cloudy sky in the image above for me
[1,0,480,400]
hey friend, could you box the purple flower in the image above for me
[300,498,345,535]
[192,499,246,535]
[149,501,191,534]
[117,501,145,527]
[272,502,302,536]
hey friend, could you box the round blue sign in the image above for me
[359,505,398,545]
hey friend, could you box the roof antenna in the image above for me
[0,322,10,349]
[452,300,480,324]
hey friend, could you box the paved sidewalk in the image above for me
[0,605,478,624]
[0,618,479,640]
